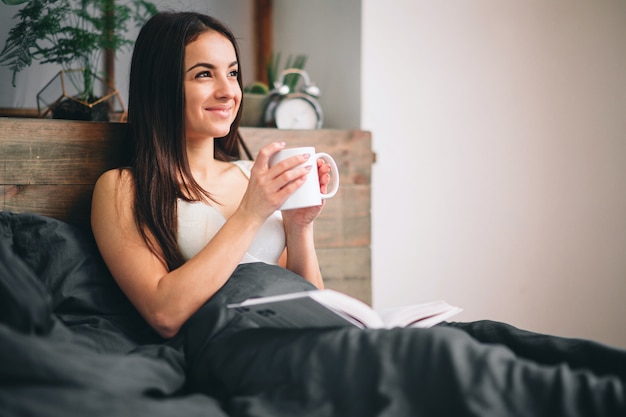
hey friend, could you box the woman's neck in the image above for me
[185,137,231,186]
[186,135,215,168]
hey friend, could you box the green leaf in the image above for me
[0,0,159,91]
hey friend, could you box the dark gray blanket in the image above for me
[183,264,626,417]
[0,211,226,416]
[2,211,626,416]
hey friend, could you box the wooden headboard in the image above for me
[0,117,373,303]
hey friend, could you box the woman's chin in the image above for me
[215,124,234,138]
[207,120,235,138]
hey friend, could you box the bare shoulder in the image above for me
[92,168,135,230]
[94,168,134,193]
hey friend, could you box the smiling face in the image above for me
[183,30,242,142]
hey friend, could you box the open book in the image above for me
[227,289,462,329]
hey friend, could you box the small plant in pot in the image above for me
[241,53,307,127]
[0,0,158,121]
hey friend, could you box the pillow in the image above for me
[5,212,127,312]
[0,212,161,347]
[0,216,53,334]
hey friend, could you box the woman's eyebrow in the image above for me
[186,61,238,72]
[186,62,214,72]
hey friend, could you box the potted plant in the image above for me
[0,0,158,121]
[241,52,307,127]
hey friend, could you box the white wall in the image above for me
[363,0,626,348]
[273,0,361,129]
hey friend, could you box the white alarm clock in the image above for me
[263,69,323,129]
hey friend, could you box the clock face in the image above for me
[275,97,320,129]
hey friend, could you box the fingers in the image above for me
[279,164,311,189]
[254,142,310,177]
[247,142,310,209]
[250,144,334,211]
[254,141,286,169]
[317,159,331,183]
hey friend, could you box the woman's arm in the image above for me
[91,142,313,339]
[91,169,267,339]
[284,222,324,289]
[281,159,331,289]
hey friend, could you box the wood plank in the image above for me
[317,246,372,304]
[1,121,372,186]
[1,184,94,228]
[324,278,371,306]
[2,183,372,246]
[315,184,370,248]
[239,128,373,186]
[0,118,128,184]
[0,108,40,118]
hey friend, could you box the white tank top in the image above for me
[177,160,285,264]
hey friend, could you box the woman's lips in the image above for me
[206,105,234,118]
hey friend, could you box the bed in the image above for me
[0,117,374,416]
[2,117,625,417]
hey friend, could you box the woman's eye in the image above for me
[196,71,211,79]
[229,69,239,78]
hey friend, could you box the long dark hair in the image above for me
[127,11,243,270]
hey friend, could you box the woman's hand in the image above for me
[281,158,332,227]
[238,142,312,223]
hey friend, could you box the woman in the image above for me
[92,12,328,340]
[92,11,626,417]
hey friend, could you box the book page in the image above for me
[409,306,464,328]
[228,289,385,329]
[377,300,460,328]
[228,289,460,330]
[310,289,385,328]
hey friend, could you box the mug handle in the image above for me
[314,152,339,199]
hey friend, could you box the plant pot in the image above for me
[240,93,268,127]
[37,69,126,122]
[51,96,112,121]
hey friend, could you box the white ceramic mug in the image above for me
[269,146,340,210]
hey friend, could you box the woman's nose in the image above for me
[215,77,239,98]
